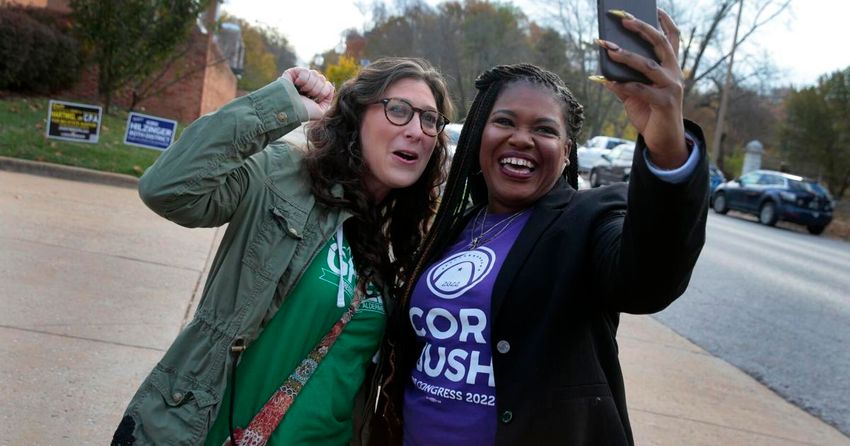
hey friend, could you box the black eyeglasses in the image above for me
[376,98,448,137]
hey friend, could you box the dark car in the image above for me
[589,142,634,187]
[711,169,834,235]
[709,165,725,193]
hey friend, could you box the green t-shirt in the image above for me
[205,231,386,446]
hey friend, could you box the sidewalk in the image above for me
[1,165,848,445]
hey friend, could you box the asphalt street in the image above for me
[0,170,220,443]
[656,212,850,436]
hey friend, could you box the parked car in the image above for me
[709,164,725,193]
[711,169,834,235]
[588,142,634,187]
[577,135,633,173]
[444,122,463,159]
[576,174,589,190]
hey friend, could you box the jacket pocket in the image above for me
[540,384,629,445]
[548,383,612,402]
[241,190,306,279]
[130,366,220,445]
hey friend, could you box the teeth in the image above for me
[500,157,535,168]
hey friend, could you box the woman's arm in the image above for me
[590,10,709,313]
[137,77,315,228]
[590,121,708,314]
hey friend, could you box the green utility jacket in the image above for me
[117,79,381,445]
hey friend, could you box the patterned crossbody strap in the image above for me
[225,289,364,446]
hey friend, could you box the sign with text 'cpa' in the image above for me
[123,112,177,151]
[46,100,102,143]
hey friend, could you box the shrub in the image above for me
[0,7,82,93]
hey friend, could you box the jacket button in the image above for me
[500,410,513,424]
[496,340,510,354]
[172,392,184,403]
[288,227,299,237]
[276,111,288,123]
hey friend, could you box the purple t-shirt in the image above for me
[403,209,531,446]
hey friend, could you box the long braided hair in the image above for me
[376,64,585,439]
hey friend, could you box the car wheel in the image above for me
[758,201,778,226]
[807,224,826,235]
[589,171,599,188]
[712,193,728,214]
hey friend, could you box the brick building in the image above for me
[4,0,239,122]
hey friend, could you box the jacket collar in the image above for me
[491,178,575,318]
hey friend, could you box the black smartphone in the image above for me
[597,0,659,83]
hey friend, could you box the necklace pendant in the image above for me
[470,236,480,249]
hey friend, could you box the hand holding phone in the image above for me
[593,8,688,169]
[596,0,659,83]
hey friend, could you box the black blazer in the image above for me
[488,121,709,445]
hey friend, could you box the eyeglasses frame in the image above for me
[376,97,448,137]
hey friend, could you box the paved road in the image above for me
[0,171,219,444]
[656,212,850,436]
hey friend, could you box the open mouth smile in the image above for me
[499,156,536,176]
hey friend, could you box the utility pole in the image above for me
[711,0,745,170]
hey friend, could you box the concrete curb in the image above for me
[0,156,139,189]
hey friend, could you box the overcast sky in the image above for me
[221,0,850,87]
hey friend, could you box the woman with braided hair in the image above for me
[377,10,709,446]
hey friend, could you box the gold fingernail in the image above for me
[595,39,620,51]
[608,9,635,20]
[588,75,609,85]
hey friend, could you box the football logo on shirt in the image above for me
[426,247,496,299]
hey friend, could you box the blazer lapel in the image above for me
[490,183,574,319]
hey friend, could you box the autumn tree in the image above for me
[70,0,211,113]
[207,15,298,91]
[238,23,278,90]
[672,0,790,100]
[361,1,563,119]
[780,68,850,198]
[325,56,361,89]
[539,0,622,140]
[258,25,298,75]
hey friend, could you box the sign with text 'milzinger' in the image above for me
[46,100,102,143]
[123,112,177,150]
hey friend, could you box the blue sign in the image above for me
[123,112,177,150]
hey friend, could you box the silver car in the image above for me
[576,135,633,173]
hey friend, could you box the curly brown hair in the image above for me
[304,57,454,296]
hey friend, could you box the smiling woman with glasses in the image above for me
[378,97,449,137]
[113,58,454,446]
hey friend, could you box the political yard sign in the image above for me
[123,112,177,150]
[46,100,102,143]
